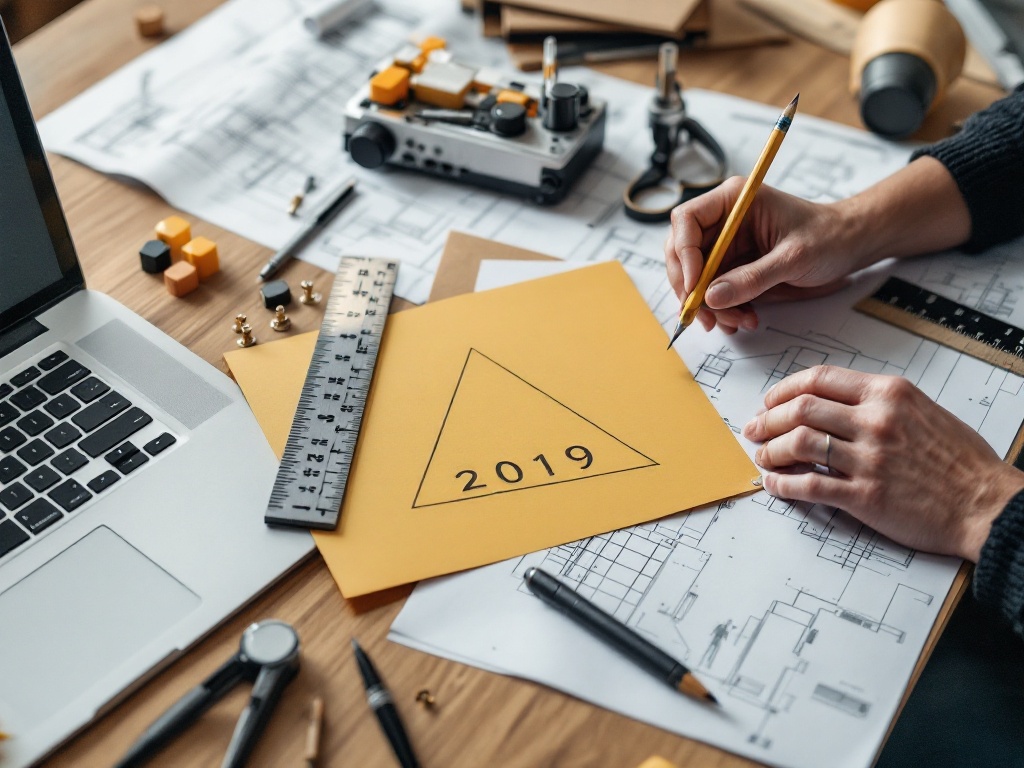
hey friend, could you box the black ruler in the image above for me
[855,276,1024,376]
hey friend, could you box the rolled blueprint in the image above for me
[303,0,376,36]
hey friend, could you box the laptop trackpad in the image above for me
[0,527,200,729]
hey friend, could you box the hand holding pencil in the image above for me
[666,95,815,343]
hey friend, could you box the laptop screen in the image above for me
[0,27,83,339]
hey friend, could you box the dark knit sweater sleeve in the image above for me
[973,488,1024,638]
[910,84,1024,252]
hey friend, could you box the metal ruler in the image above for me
[265,257,398,530]
[855,276,1024,377]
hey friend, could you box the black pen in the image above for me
[523,567,717,704]
[258,178,357,281]
[352,639,420,768]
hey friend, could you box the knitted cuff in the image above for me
[973,488,1024,638]
[910,85,1024,252]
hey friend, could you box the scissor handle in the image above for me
[623,117,728,223]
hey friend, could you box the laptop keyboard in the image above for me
[0,348,178,561]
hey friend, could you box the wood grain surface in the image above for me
[9,2,1005,766]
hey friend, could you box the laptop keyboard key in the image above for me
[0,427,28,453]
[0,382,13,399]
[43,422,82,449]
[44,393,81,420]
[79,408,152,458]
[0,456,27,485]
[25,465,61,492]
[37,360,91,395]
[117,451,150,475]
[48,479,91,512]
[105,442,138,467]
[17,439,55,466]
[10,385,46,411]
[38,350,69,371]
[144,433,177,456]
[72,391,131,432]
[0,519,30,557]
[87,470,121,494]
[11,367,40,387]
[70,377,109,404]
[51,448,88,475]
[16,410,55,437]
[16,498,62,534]
[0,401,17,427]
[0,482,32,511]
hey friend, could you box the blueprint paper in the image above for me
[391,242,1024,766]
[39,0,912,303]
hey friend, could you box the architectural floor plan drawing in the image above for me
[391,245,1024,768]
[39,0,911,303]
[890,235,1024,326]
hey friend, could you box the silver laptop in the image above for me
[0,23,313,766]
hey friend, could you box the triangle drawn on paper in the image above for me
[412,349,658,509]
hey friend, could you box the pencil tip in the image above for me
[351,638,361,652]
[666,322,685,349]
[706,692,719,705]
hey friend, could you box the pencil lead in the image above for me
[351,638,362,653]
[666,322,685,350]
[678,672,716,702]
[784,93,799,119]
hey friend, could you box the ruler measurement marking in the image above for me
[264,256,398,529]
[855,276,1024,376]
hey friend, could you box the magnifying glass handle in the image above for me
[116,655,249,768]
[221,661,299,768]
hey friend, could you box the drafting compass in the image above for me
[115,620,301,768]
[623,42,728,223]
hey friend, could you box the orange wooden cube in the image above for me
[163,260,199,297]
[369,66,410,106]
[418,36,446,54]
[155,216,192,261]
[181,236,220,280]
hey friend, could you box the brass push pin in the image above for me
[270,305,291,332]
[231,313,247,334]
[288,175,318,216]
[300,280,322,306]
[237,324,257,348]
[415,689,436,709]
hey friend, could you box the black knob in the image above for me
[543,82,581,133]
[348,122,396,169]
[490,102,527,137]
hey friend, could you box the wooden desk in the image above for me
[11,3,1003,766]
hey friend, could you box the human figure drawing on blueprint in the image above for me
[700,620,732,669]
[665,86,1024,639]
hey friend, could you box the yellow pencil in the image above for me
[667,93,799,349]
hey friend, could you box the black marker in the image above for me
[352,639,420,768]
[523,567,718,704]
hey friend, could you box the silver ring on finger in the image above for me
[824,432,832,476]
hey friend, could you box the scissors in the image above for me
[115,620,301,768]
[623,42,728,223]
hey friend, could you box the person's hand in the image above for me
[664,178,867,334]
[743,365,1024,562]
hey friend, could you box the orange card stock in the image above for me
[229,261,757,597]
